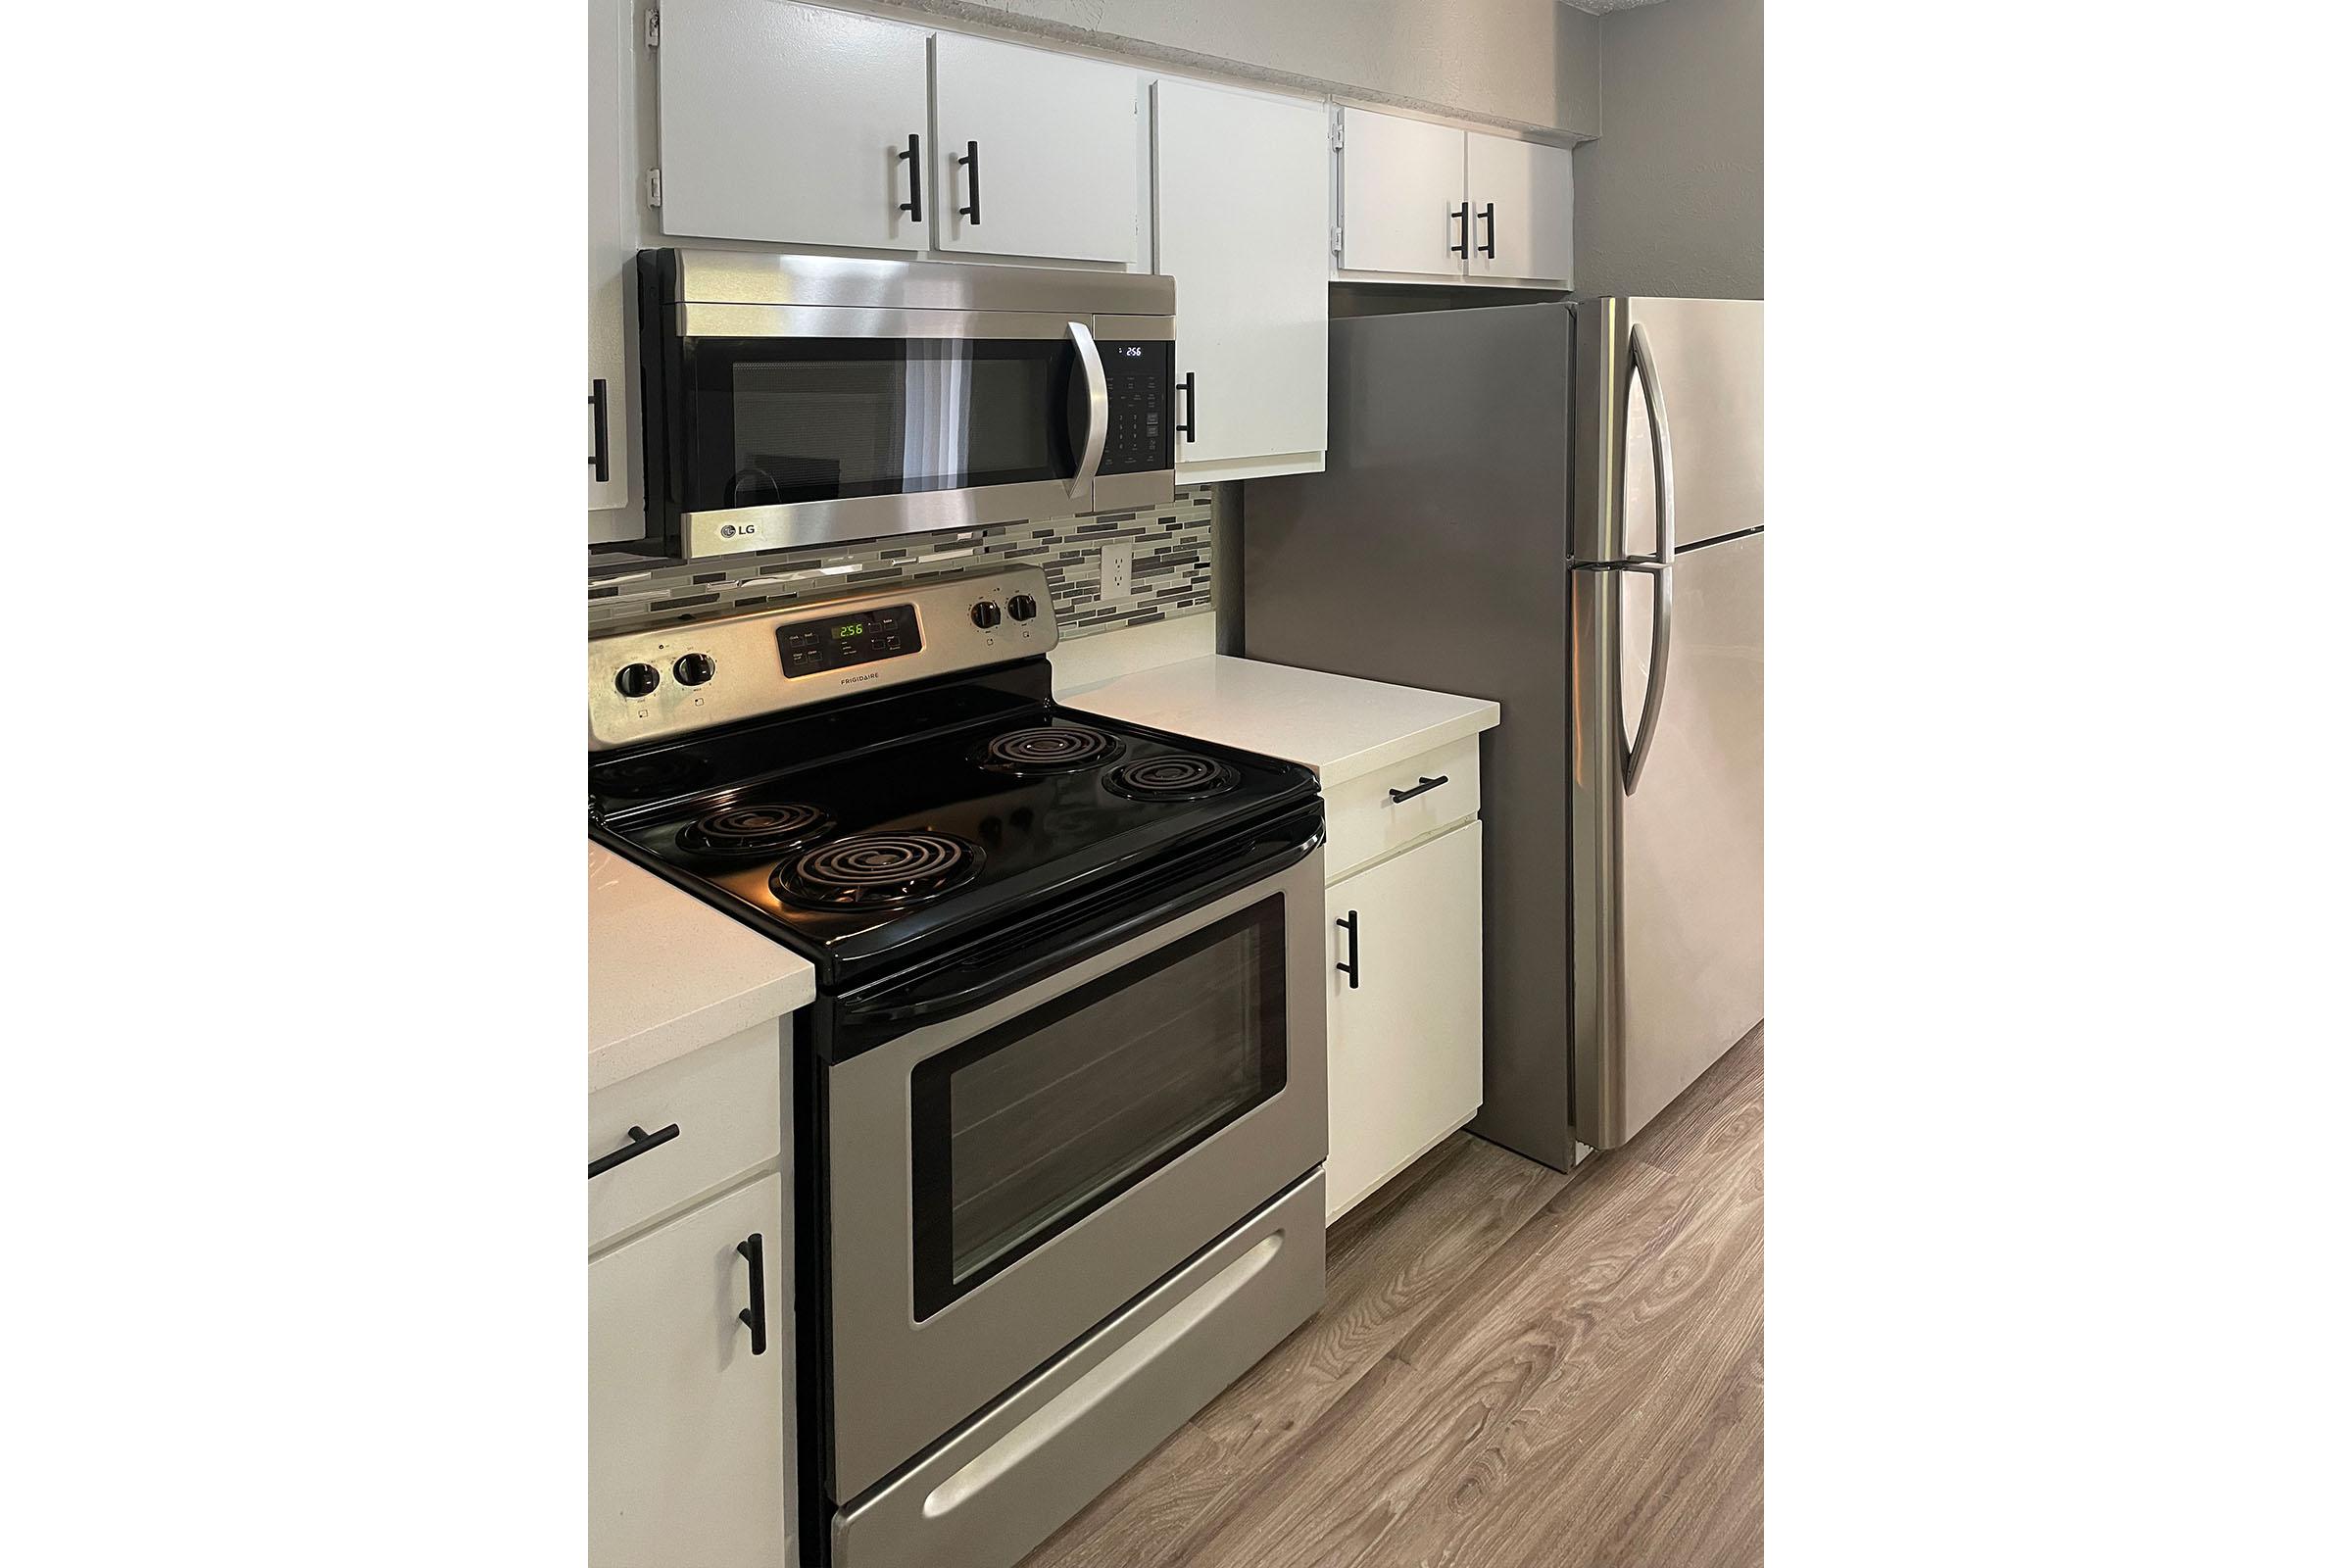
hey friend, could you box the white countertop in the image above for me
[589,841,815,1094]
[1063,656,1499,786]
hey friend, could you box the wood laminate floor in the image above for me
[1019,1025,1764,1568]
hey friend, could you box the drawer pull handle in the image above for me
[738,1233,767,1355]
[1335,909,1360,990]
[587,1122,679,1179]
[1389,774,1448,804]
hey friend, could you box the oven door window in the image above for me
[908,898,1287,1320]
[677,337,1079,510]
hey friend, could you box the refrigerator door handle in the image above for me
[1622,321,1677,795]
[1620,561,1673,795]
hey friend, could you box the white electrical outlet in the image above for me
[1100,540,1133,601]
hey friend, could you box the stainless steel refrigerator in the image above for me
[1245,297,1762,1168]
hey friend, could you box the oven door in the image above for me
[654,301,1173,560]
[823,827,1326,1501]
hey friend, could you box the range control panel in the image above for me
[1099,341,1173,475]
[588,564,1057,750]
[779,602,920,677]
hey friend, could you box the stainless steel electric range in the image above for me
[589,564,1328,1568]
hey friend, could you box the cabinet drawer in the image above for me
[1323,734,1481,882]
[590,1020,782,1251]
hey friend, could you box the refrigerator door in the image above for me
[1575,297,1764,564]
[1576,531,1765,1149]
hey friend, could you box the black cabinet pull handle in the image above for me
[588,378,611,483]
[587,1122,678,1179]
[1389,774,1448,804]
[1448,203,1469,258]
[899,132,924,221]
[1477,203,1495,259]
[737,1233,767,1355]
[1335,909,1360,990]
[1176,370,1197,443]
[957,140,981,224]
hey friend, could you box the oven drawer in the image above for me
[833,1170,1324,1568]
[588,1020,781,1252]
[1323,733,1482,881]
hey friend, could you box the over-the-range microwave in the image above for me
[627,249,1177,563]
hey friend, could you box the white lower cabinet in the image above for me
[1325,820,1486,1221]
[588,1175,790,1568]
[590,1171,793,1568]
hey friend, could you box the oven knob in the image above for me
[614,662,661,699]
[1006,593,1038,622]
[672,653,715,686]
[970,600,1004,630]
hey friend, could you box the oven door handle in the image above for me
[1067,319,1108,502]
[836,812,1321,1032]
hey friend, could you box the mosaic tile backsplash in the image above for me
[587,486,1215,640]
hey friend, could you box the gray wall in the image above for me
[1574,0,1763,297]
[878,0,1601,136]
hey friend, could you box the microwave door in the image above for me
[663,311,1089,559]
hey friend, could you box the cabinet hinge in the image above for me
[645,9,660,47]
[1330,116,1344,150]
[1331,224,1344,257]
[646,169,663,208]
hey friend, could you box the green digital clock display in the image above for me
[832,621,864,640]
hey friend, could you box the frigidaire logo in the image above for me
[842,671,881,684]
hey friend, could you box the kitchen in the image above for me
[27,2,2342,1567]
[587,2,1758,1564]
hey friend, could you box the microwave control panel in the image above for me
[1098,341,1173,475]
[777,602,921,678]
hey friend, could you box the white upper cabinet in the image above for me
[932,33,1142,265]
[589,0,638,521]
[1337,108,1574,286]
[1336,107,1468,277]
[654,0,930,250]
[1467,132,1575,284]
[1152,80,1328,475]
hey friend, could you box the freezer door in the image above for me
[1576,297,1765,563]
[1602,531,1764,1145]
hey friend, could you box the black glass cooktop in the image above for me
[589,660,1318,984]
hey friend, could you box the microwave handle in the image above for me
[1067,320,1108,501]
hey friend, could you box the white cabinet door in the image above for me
[932,32,1142,264]
[1152,80,1328,472]
[1467,132,1575,284]
[1337,107,1467,278]
[588,0,636,521]
[655,0,929,250]
[1325,822,1486,1221]
[590,1175,791,1568]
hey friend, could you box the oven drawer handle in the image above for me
[1388,774,1447,804]
[737,1233,767,1355]
[1335,909,1360,990]
[587,1122,679,1179]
